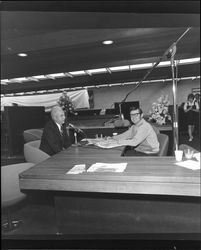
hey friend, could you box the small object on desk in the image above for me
[72,132,81,146]
[74,132,78,144]
[193,152,200,162]
[174,150,183,161]
[184,149,194,159]
[66,164,86,174]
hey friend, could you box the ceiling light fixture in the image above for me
[109,65,130,72]
[18,53,28,57]
[32,75,47,80]
[69,70,86,76]
[87,68,107,74]
[102,40,114,45]
[1,57,200,86]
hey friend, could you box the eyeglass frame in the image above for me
[130,112,141,117]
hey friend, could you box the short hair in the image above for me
[51,105,63,119]
[188,93,194,100]
[130,106,143,114]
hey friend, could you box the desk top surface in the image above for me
[19,145,200,197]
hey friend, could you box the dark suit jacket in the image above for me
[40,120,71,156]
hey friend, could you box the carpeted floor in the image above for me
[1,192,57,236]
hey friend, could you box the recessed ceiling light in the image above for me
[102,40,114,45]
[18,53,28,57]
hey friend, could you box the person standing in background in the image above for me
[194,93,200,136]
[40,105,72,155]
[194,93,200,107]
[183,93,199,141]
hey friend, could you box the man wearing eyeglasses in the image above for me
[113,107,159,156]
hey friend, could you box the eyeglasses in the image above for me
[130,112,140,117]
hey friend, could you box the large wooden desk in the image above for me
[19,146,200,237]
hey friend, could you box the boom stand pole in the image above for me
[119,103,124,120]
[170,45,179,151]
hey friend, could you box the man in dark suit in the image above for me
[40,105,72,156]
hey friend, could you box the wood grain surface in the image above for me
[19,145,200,197]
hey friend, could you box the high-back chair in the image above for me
[23,128,43,143]
[157,133,169,156]
[24,140,50,164]
[1,162,35,232]
[151,124,160,135]
[121,133,169,157]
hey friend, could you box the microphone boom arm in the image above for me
[121,27,192,103]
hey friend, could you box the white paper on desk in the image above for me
[66,164,86,174]
[81,138,121,148]
[175,160,200,170]
[81,138,102,145]
[193,152,200,162]
[95,138,122,148]
[87,162,127,172]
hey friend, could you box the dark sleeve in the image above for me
[42,123,62,154]
[62,125,72,149]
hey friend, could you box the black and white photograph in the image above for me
[1,1,200,249]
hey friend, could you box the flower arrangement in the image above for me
[57,91,75,116]
[148,95,172,125]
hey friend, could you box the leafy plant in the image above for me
[148,95,172,125]
[58,91,75,115]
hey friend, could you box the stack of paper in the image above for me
[81,138,101,145]
[81,138,122,148]
[95,139,121,148]
[175,160,200,171]
[193,152,200,162]
[66,164,86,174]
[87,162,127,172]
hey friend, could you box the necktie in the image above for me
[60,126,64,136]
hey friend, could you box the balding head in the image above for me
[51,105,65,125]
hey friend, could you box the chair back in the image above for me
[24,140,50,164]
[151,124,160,135]
[23,129,43,143]
[1,163,35,208]
[157,133,169,156]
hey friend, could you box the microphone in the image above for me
[68,123,88,145]
[68,123,84,134]
[166,43,177,60]
[120,28,191,104]
[118,102,124,120]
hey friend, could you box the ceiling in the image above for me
[1,1,200,94]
